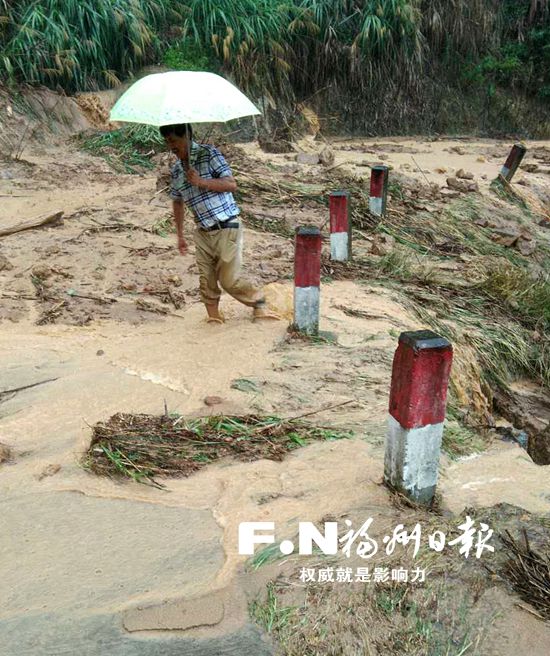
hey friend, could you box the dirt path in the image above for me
[1,137,550,654]
[240,134,550,191]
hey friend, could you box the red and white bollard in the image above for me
[369,165,389,217]
[294,226,322,335]
[501,143,527,182]
[384,330,453,505]
[329,191,351,261]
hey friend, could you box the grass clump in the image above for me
[374,248,437,285]
[500,530,550,620]
[151,215,176,237]
[251,577,480,656]
[84,412,351,487]
[77,125,164,173]
[164,40,214,72]
[442,421,487,460]
[478,262,550,331]
[249,583,298,634]
[249,506,550,655]
[407,288,550,390]
[376,250,415,280]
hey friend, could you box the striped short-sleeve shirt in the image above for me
[170,143,240,229]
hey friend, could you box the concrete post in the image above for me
[501,143,527,182]
[369,165,389,217]
[384,330,453,506]
[293,226,321,335]
[329,191,351,261]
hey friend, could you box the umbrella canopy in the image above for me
[109,71,261,126]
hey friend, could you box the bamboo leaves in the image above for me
[0,0,173,91]
[0,0,547,122]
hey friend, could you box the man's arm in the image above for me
[187,170,237,193]
[172,199,188,255]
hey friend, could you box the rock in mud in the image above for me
[490,227,535,254]
[319,146,335,167]
[516,235,536,256]
[456,168,475,180]
[204,396,224,406]
[37,464,61,481]
[31,264,52,279]
[491,226,521,247]
[529,423,550,465]
[296,152,320,165]
[259,137,292,154]
[370,234,395,256]
[446,177,478,192]
[441,188,460,199]
[520,163,539,173]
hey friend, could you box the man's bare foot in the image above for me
[205,303,225,324]
[252,300,280,322]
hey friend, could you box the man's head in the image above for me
[159,123,193,160]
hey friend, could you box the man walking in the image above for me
[160,123,278,324]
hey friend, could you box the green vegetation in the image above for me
[1,1,549,134]
[77,124,164,173]
[406,282,550,392]
[322,189,550,399]
[250,576,481,656]
[248,543,289,571]
[249,583,297,634]
[163,40,212,71]
[0,0,177,92]
[352,190,550,394]
[250,508,550,654]
[151,215,177,237]
[478,263,550,332]
[85,412,352,486]
[464,0,550,102]
[442,421,487,460]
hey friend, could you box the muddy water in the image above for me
[1,287,549,646]
[1,136,549,653]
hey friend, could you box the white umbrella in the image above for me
[109,71,261,126]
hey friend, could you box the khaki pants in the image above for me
[193,224,263,306]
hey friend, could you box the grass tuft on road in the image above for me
[77,125,164,173]
[84,412,351,487]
